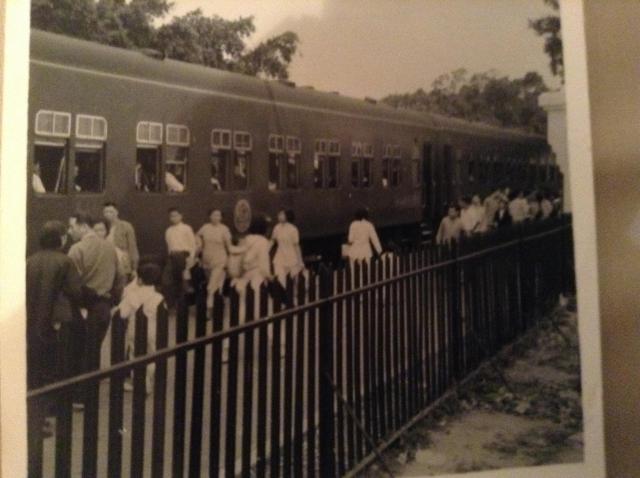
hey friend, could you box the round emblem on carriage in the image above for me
[234,199,252,233]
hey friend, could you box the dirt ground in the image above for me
[364,301,583,477]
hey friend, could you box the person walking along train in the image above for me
[197,208,232,309]
[163,207,197,308]
[271,209,304,286]
[436,204,463,245]
[346,208,383,264]
[103,202,140,281]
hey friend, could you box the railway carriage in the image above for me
[27,29,560,258]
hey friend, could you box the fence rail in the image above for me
[27,216,575,478]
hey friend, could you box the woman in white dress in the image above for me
[347,208,383,264]
[197,208,232,308]
[271,209,304,286]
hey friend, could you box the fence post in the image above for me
[318,264,336,477]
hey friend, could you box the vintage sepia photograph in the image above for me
[15,0,604,477]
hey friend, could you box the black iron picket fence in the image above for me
[27,215,574,478]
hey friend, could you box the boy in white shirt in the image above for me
[164,207,197,306]
[117,262,164,392]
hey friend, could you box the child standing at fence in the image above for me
[436,204,463,245]
[117,262,164,392]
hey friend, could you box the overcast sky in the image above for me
[170,0,561,99]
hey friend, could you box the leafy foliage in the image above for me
[529,0,563,81]
[31,1,299,79]
[381,69,549,134]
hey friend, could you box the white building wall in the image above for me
[539,89,571,211]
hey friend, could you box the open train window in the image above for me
[268,134,285,190]
[314,139,339,188]
[233,131,251,190]
[468,154,477,183]
[135,146,160,192]
[285,136,300,188]
[411,141,421,186]
[351,142,362,187]
[391,145,402,187]
[362,143,373,187]
[73,115,107,194]
[211,129,231,191]
[165,124,189,193]
[135,121,162,192]
[33,141,67,194]
[74,142,104,193]
[33,110,72,194]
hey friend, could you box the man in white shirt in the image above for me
[32,162,46,193]
[163,207,197,306]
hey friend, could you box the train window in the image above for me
[268,134,285,190]
[326,140,340,188]
[233,131,251,190]
[165,146,188,193]
[351,142,362,187]
[35,110,71,138]
[362,143,373,187]
[136,121,163,145]
[313,140,326,189]
[135,146,160,192]
[285,136,300,188]
[32,140,67,194]
[391,159,401,187]
[382,159,390,188]
[74,141,104,193]
[411,141,421,186]
[76,115,107,141]
[166,124,190,146]
[211,129,231,191]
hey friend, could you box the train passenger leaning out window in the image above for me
[165,164,185,193]
[32,162,47,193]
[347,208,382,264]
[196,208,232,309]
[436,205,463,245]
[271,209,304,286]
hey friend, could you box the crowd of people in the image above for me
[26,188,560,435]
[435,187,561,245]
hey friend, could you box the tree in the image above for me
[31,2,299,80]
[381,69,549,134]
[529,0,563,81]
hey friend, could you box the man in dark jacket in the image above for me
[27,221,83,448]
[27,220,82,390]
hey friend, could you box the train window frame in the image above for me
[166,124,190,147]
[285,135,301,189]
[361,143,373,188]
[136,121,163,145]
[35,110,72,138]
[232,131,252,190]
[351,142,362,188]
[135,144,162,193]
[326,139,341,188]
[268,134,285,191]
[313,139,327,189]
[75,114,107,141]
[73,140,106,194]
[210,129,232,192]
[32,139,68,195]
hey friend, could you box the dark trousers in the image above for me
[67,297,112,401]
[162,251,189,307]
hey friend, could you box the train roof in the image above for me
[30,29,546,145]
